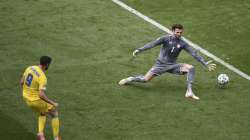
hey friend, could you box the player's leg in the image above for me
[179,64,200,100]
[37,113,46,140]
[48,108,61,140]
[24,99,47,140]
[130,70,156,82]
[118,70,156,85]
[118,63,167,85]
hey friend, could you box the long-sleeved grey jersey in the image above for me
[137,35,207,65]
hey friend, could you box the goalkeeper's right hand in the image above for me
[132,49,140,57]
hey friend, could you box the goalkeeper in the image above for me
[119,24,216,100]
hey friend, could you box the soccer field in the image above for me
[0,0,250,140]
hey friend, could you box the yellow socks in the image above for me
[38,115,46,134]
[38,115,60,139]
[52,117,60,138]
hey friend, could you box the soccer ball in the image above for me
[217,74,229,86]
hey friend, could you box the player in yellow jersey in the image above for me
[20,56,61,140]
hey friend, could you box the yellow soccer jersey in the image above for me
[22,65,47,101]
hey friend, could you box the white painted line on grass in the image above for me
[112,0,250,80]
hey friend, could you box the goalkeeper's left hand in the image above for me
[132,49,140,57]
[206,60,216,71]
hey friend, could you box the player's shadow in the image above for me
[0,111,35,140]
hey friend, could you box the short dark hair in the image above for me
[171,24,184,31]
[40,56,52,66]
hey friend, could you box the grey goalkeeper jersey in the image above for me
[137,35,207,65]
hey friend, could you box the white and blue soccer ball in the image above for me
[217,74,229,86]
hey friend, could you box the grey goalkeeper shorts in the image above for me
[149,62,184,76]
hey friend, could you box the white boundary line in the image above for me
[112,0,250,80]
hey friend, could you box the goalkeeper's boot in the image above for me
[118,77,134,85]
[185,90,200,100]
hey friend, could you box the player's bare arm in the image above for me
[39,90,58,107]
[20,75,24,86]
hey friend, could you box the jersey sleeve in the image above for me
[38,75,47,91]
[137,36,166,52]
[23,67,30,78]
[183,43,207,66]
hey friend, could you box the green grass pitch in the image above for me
[0,0,250,140]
